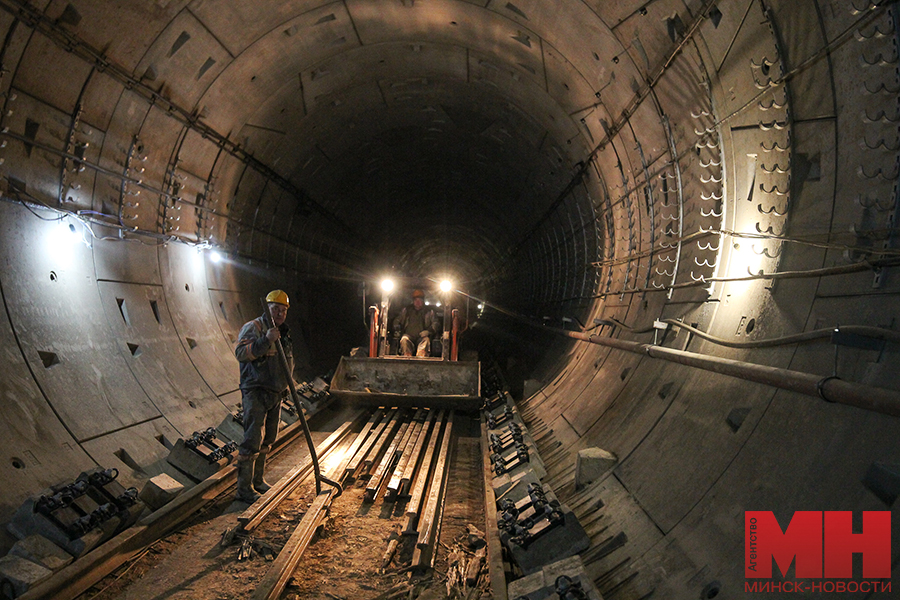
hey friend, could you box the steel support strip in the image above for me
[554,328,900,417]
[662,115,686,298]
[480,417,508,600]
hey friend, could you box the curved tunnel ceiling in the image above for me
[0,0,899,598]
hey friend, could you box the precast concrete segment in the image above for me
[0,265,98,526]
[158,243,239,396]
[79,419,192,493]
[95,280,228,438]
[0,203,160,442]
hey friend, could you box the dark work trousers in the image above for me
[239,388,281,457]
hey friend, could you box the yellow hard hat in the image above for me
[265,289,290,307]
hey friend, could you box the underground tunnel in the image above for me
[0,0,898,598]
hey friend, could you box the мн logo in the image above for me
[745,511,891,593]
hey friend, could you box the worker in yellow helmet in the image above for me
[232,289,292,503]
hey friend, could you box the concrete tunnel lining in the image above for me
[0,0,898,597]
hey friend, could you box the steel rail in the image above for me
[250,487,338,600]
[238,416,361,533]
[403,409,446,535]
[387,408,428,497]
[365,413,413,501]
[413,411,455,569]
[346,408,397,476]
[398,409,436,496]
[336,409,385,481]
[250,416,368,600]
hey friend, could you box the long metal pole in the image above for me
[553,328,900,417]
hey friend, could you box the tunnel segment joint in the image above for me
[816,376,841,403]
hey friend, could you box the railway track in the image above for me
[20,360,602,600]
[67,404,489,600]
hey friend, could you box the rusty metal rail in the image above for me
[238,418,360,533]
[413,411,455,569]
[250,486,339,600]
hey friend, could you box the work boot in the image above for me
[235,456,260,503]
[252,453,271,494]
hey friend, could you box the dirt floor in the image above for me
[79,409,489,600]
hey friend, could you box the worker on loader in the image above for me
[393,288,440,357]
[233,289,293,503]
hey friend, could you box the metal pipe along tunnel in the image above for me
[0,0,897,598]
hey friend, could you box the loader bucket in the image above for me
[329,356,481,411]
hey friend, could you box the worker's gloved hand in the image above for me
[266,327,281,343]
[419,330,431,338]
